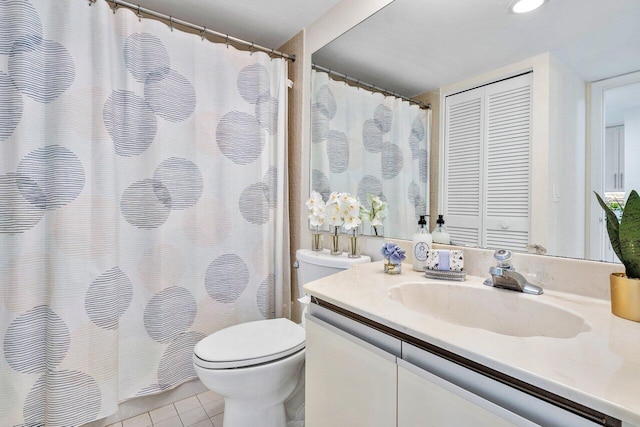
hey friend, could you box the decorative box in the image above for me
[425,249,464,272]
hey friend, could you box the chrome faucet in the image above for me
[483,249,543,295]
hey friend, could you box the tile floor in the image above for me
[109,391,224,427]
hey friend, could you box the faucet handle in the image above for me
[493,249,513,269]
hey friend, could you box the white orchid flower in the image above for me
[312,204,326,216]
[327,191,340,205]
[328,213,344,226]
[308,203,326,227]
[309,213,326,227]
[306,190,324,212]
[366,193,388,223]
[376,201,388,219]
[343,214,362,230]
[347,199,360,216]
[328,203,341,216]
[338,192,352,206]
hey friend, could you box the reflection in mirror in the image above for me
[310,68,431,239]
[310,0,640,261]
[592,76,640,263]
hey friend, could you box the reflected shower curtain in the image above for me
[0,1,289,425]
[311,70,430,238]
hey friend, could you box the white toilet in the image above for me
[193,248,370,427]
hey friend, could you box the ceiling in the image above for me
[133,0,341,49]
[118,0,640,99]
[312,0,640,97]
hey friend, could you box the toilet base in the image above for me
[194,349,305,427]
[223,398,286,427]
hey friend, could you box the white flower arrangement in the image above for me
[306,190,326,227]
[367,194,388,227]
[307,191,373,233]
[326,191,362,231]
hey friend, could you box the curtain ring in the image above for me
[169,16,173,31]
[137,5,141,21]
[270,48,274,58]
[112,0,117,13]
[225,34,230,49]
[200,27,206,41]
[249,42,254,55]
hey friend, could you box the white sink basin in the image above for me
[388,282,590,338]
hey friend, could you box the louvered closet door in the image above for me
[482,73,532,251]
[443,87,484,246]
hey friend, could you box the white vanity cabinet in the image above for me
[305,316,398,427]
[306,302,617,427]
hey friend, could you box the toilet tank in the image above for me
[295,249,371,298]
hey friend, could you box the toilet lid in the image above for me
[193,318,305,369]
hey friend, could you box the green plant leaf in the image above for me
[594,191,624,262]
[620,190,640,278]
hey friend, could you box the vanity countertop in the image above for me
[303,261,640,426]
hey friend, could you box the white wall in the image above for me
[624,107,640,192]
[547,54,586,258]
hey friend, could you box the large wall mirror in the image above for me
[310,0,640,262]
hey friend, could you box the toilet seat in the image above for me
[193,318,305,369]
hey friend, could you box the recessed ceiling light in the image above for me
[508,0,549,14]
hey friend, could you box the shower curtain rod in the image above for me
[91,0,296,61]
[312,64,430,109]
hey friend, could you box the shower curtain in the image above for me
[0,1,289,425]
[311,70,430,238]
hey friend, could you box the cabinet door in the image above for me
[305,316,397,427]
[443,73,532,250]
[398,360,538,427]
[402,343,603,427]
[443,87,484,247]
[482,73,532,251]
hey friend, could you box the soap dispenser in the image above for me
[432,214,450,245]
[412,215,432,271]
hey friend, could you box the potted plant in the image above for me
[595,190,640,321]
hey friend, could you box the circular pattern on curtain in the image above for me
[85,267,133,330]
[0,0,42,55]
[153,157,203,210]
[124,33,170,83]
[144,287,197,343]
[8,38,75,103]
[205,254,249,303]
[103,90,158,157]
[216,111,265,165]
[3,305,70,374]
[16,145,85,210]
[120,178,172,228]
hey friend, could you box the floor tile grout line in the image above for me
[120,392,223,427]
